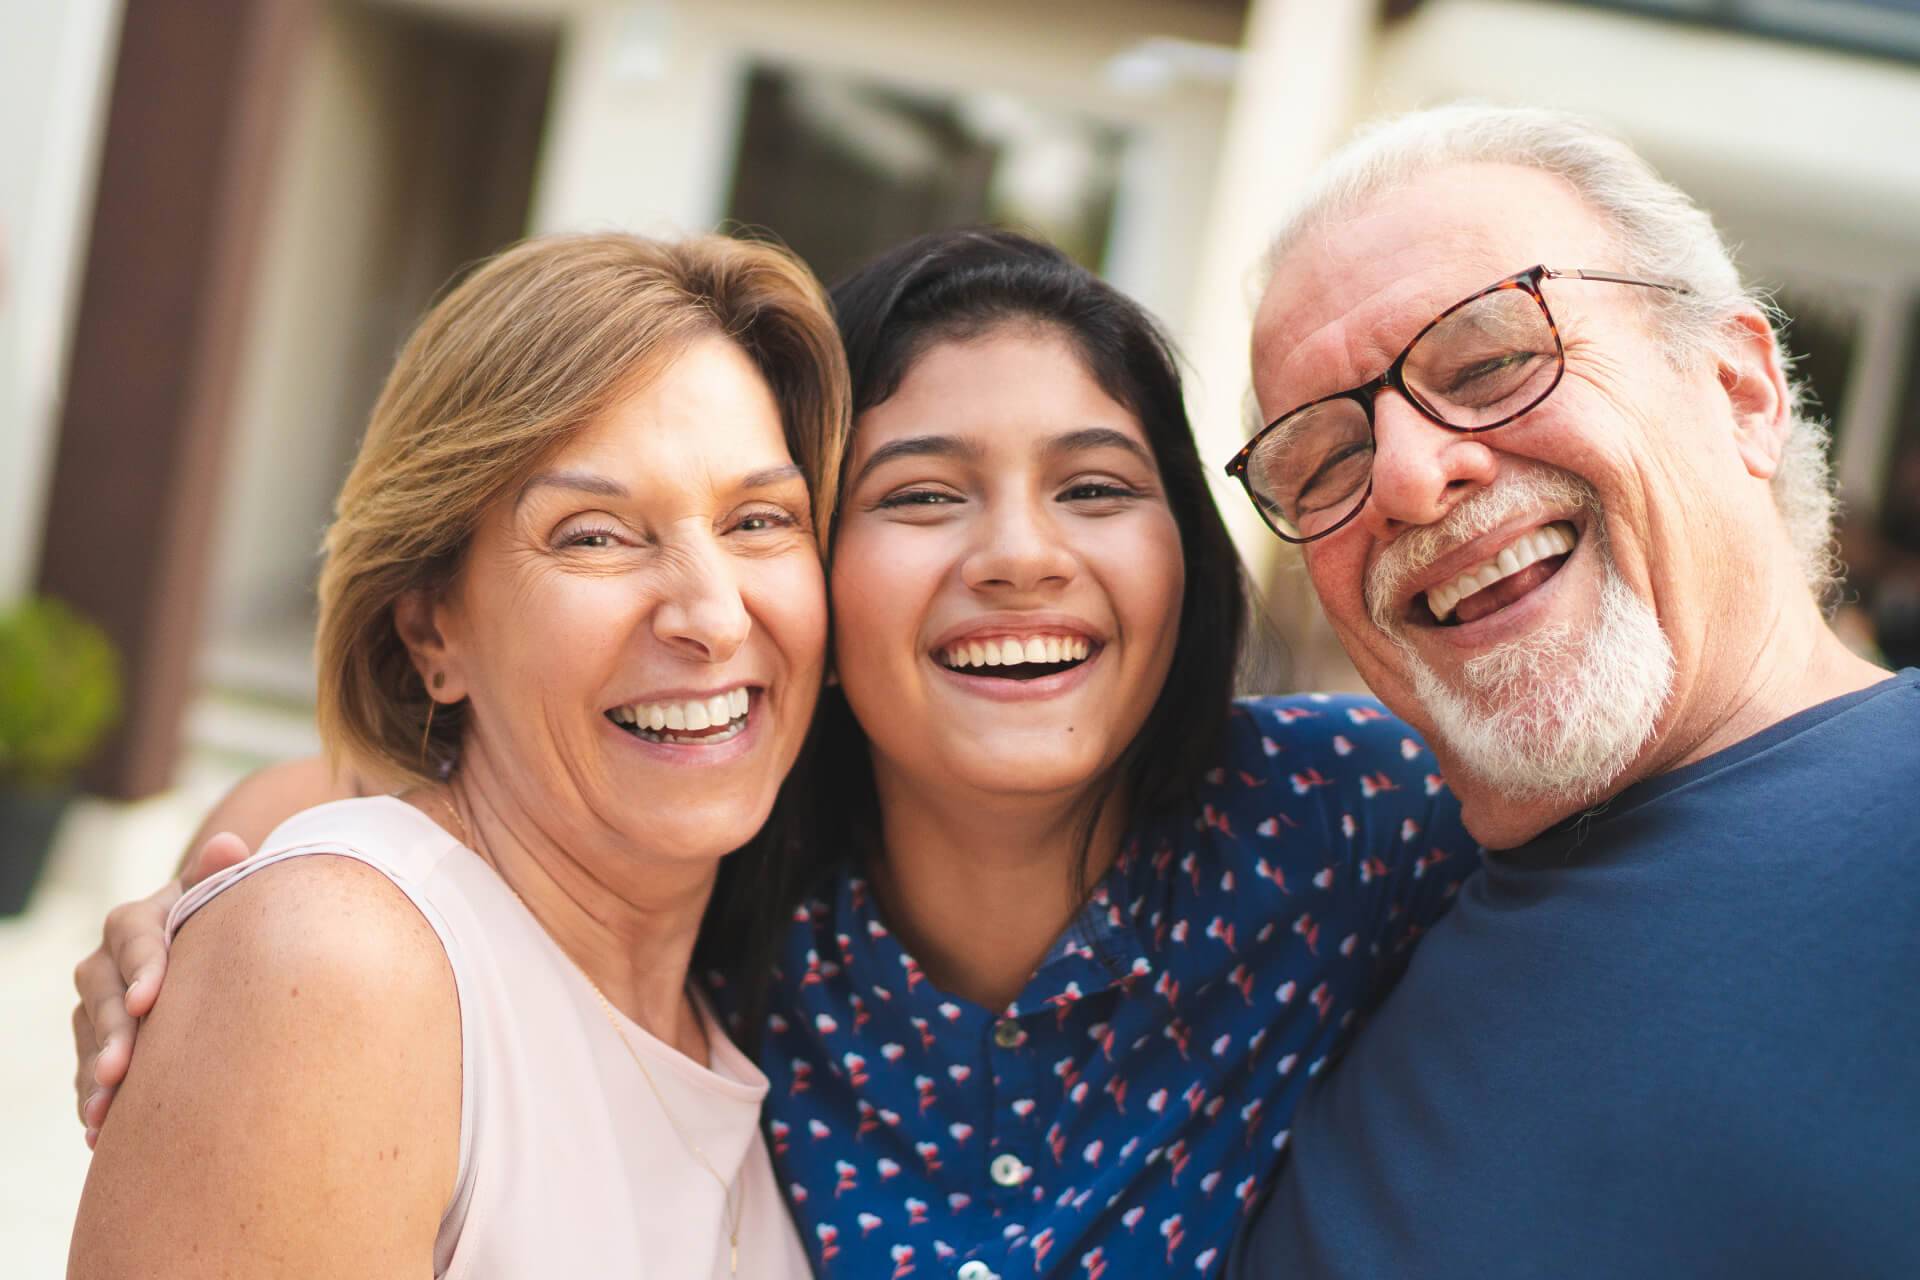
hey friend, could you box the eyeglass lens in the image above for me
[1246,283,1561,540]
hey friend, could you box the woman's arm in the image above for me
[71,757,369,1141]
[68,853,460,1278]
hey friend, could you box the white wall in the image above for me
[0,0,123,604]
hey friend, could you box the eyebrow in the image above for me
[515,469,630,510]
[515,462,805,511]
[850,427,1152,489]
[1041,427,1153,466]
[849,435,982,489]
[738,463,806,489]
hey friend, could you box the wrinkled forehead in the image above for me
[1250,163,1616,420]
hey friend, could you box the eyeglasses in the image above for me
[1224,264,1685,543]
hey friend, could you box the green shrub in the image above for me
[0,596,122,788]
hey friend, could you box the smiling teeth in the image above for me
[609,687,750,733]
[1426,522,1577,623]
[942,636,1091,669]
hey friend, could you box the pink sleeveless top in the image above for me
[166,796,810,1279]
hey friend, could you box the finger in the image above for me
[104,890,177,1019]
[76,943,139,1081]
[92,1030,133,1090]
[72,1002,99,1126]
[83,1084,116,1130]
[183,831,251,888]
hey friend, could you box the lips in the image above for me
[936,632,1096,681]
[1416,521,1578,627]
[605,685,753,744]
[927,612,1105,685]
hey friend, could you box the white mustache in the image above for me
[1366,464,1600,633]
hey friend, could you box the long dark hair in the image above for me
[796,227,1248,908]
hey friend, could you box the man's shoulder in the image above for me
[1731,667,1920,790]
[1575,669,1920,865]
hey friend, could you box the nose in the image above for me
[961,497,1076,595]
[1352,390,1499,538]
[651,535,751,663]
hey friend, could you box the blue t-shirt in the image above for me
[1232,670,1920,1280]
[712,694,1480,1279]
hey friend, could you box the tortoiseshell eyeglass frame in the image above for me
[1224,264,1688,545]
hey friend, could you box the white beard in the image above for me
[1369,467,1675,805]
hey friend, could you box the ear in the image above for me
[393,587,470,704]
[1715,309,1791,481]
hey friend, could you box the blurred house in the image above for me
[4,0,1919,801]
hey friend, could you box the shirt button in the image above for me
[989,1152,1029,1187]
[957,1263,999,1280]
[992,1018,1025,1049]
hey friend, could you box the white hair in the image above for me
[1263,103,1841,608]
[1368,462,1674,804]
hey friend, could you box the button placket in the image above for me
[982,1009,1044,1222]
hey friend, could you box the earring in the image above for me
[419,698,438,771]
[420,672,445,770]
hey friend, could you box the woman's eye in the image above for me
[734,510,799,533]
[563,528,619,549]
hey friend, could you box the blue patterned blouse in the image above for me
[713,694,1480,1279]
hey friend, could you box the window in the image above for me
[725,65,1123,285]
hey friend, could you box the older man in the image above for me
[1227,106,1919,1277]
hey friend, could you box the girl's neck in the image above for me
[430,740,717,1062]
[867,770,1127,1011]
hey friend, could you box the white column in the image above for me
[531,1,749,237]
[0,0,124,603]
[1181,0,1381,587]
[1834,287,1915,519]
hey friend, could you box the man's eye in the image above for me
[1291,443,1372,514]
[1443,351,1541,398]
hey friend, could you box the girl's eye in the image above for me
[1061,481,1140,502]
[875,488,962,510]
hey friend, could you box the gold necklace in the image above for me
[424,788,742,1275]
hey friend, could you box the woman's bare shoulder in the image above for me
[179,849,450,982]
[69,854,460,1277]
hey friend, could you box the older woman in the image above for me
[67,233,843,1277]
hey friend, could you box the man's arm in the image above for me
[70,757,369,1141]
[68,854,459,1277]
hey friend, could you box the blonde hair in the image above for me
[316,232,848,785]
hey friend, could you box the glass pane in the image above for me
[1865,297,1920,668]
[1402,286,1557,427]
[725,66,1123,285]
[1249,399,1372,536]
